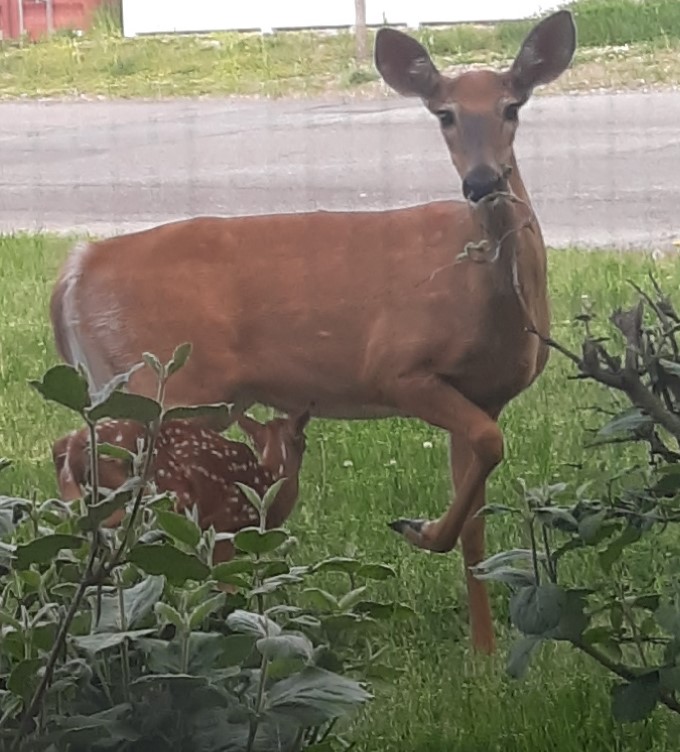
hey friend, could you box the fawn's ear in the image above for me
[237,414,267,449]
[51,434,71,475]
[294,410,311,436]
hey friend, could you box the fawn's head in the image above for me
[237,410,311,478]
[374,10,576,204]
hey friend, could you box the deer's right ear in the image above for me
[374,27,440,99]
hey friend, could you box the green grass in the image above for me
[3,0,680,99]
[2,233,680,749]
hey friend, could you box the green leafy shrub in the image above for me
[0,345,413,751]
[480,275,680,723]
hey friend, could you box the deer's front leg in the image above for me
[386,373,503,554]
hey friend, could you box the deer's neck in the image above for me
[471,153,549,340]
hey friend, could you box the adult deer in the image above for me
[52,412,310,564]
[49,11,576,652]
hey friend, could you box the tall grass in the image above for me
[2,234,680,749]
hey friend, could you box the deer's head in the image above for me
[237,410,311,479]
[374,11,576,204]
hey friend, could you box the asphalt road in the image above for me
[1,90,679,250]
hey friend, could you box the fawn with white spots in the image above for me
[51,411,310,564]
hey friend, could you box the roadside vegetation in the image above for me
[1,0,680,99]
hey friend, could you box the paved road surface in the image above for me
[1,90,679,250]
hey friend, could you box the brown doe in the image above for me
[51,412,310,564]
[49,11,576,653]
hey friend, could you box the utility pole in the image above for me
[354,0,367,63]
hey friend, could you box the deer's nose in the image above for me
[462,165,503,203]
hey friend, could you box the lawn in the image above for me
[2,0,680,100]
[2,233,680,749]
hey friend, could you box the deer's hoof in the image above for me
[387,518,429,548]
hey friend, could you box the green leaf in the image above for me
[356,563,396,581]
[166,342,193,376]
[547,589,590,642]
[510,584,567,637]
[267,666,372,727]
[534,507,578,532]
[311,557,361,576]
[582,626,616,646]
[78,477,139,531]
[72,629,155,654]
[234,484,264,514]
[163,403,232,424]
[156,509,201,548]
[226,609,281,638]
[249,573,305,597]
[212,560,256,579]
[88,363,145,406]
[354,601,416,621]
[257,632,314,663]
[131,673,208,690]
[16,534,86,569]
[29,364,90,414]
[189,593,226,629]
[506,636,542,679]
[97,442,135,462]
[0,458,12,473]
[261,477,286,514]
[471,566,536,588]
[652,465,680,497]
[598,407,653,437]
[87,391,161,424]
[655,603,680,639]
[92,575,165,632]
[128,544,210,585]
[473,548,541,572]
[303,588,339,611]
[155,602,186,632]
[234,527,288,555]
[338,586,368,612]
[660,666,680,692]
[611,673,660,723]
[143,352,163,376]
[578,510,608,544]
[659,358,680,377]
[220,634,257,666]
[474,504,522,518]
[599,525,642,574]
[8,658,42,700]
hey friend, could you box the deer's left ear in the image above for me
[237,415,267,448]
[510,10,576,96]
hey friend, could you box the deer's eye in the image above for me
[504,103,520,122]
[435,109,455,128]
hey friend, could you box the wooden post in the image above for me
[354,0,367,64]
[46,0,54,35]
[16,0,24,38]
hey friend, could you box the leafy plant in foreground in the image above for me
[0,345,413,751]
[479,274,680,724]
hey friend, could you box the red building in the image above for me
[0,0,106,41]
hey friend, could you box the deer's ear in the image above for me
[52,435,70,474]
[294,410,311,435]
[374,27,441,99]
[510,10,576,96]
[237,415,267,447]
